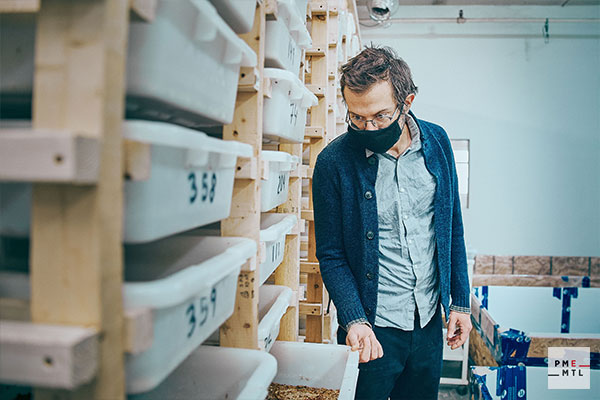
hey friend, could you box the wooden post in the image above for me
[220,2,265,350]
[30,0,129,398]
[275,140,302,341]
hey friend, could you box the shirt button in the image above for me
[408,239,413,244]
[365,308,371,316]
[403,214,408,220]
[368,157,376,165]
[366,272,374,280]
[400,188,405,193]
[364,190,373,200]
[366,231,374,240]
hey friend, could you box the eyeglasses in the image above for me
[346,105,401,131]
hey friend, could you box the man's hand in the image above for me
[446,311,472,350]
[346,323,384,363]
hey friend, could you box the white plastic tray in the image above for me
[258,285,293,352]
[128,346,277,399]
[270,341,360,400]
[0,121,253,243]
[265,1,311,75]
[259,213,297,285]
[260,150,300,212]
[0,236,257,394]
[0,1,256,127]
[263,68,318,143]
[123,236,256,393]
[207,0,257,34]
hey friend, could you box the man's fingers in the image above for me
[360,337,372,363]
[372,335,384,359]
[447,315,457,339]
[370,335,379,360]
[346,331,360,351]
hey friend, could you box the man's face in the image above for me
[343,81,398,131]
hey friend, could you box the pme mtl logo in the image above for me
[548,347,590,390]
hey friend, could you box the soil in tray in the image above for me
[267,383,340,400]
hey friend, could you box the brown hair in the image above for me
[340,45,418,107]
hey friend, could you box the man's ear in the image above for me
[404,93,416,112]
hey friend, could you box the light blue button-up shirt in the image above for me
[367,114,441,330]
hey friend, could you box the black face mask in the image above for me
[347,113,404,154]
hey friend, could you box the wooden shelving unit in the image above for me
[0,0,362,397]
[300,0,362,344]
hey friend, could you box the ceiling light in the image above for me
[367,0,399,22]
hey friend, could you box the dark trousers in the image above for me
[338,304,443,400]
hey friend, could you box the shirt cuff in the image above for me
[345,318,372,331]
[450,304,471,314]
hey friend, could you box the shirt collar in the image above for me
[365,113,422,158]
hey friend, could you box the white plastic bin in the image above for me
[123,236,256,393]
[258,285,293,352]
[0,1,256,127]
[265,0,311,74]
[263,68,318,143]
[0,236,257,394]
[122,121,252,243]
[207,0,256,34]
[0,121,253,242]
[265,18,303,74]
[127,0,257,126]
[295,0,309,20]
[259,213,297,285]
[260,150,300,212]
[128,346,277,400]
[270,341,360,400]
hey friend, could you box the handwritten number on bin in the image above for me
[186,287,218,339]
[188,172,217,204]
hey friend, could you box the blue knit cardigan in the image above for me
[311,110,471,329]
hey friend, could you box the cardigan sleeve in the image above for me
[312,152,369,330]
[441,131,472,313]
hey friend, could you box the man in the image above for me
[312,46,472,400]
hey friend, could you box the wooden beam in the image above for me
[220,2,265,350]
[123,140,150,181]
[264,0,278,18]
[300,261,320,274]
[0,320,98,389]
[528,336,600,358]
[306,47,327,57]
[0,298,154,355]
[123,307,154,355]
[306,84,326,97]
[468,326,499,367]
[473,274,600,288]
[220,268,260,349]
[0,130,100,183]
[238,67,261,92]
[0,0,39,13]
[309,1,327,15]
[274,234,300,341]
[30,1,129,398]
[129,0,156,22]
[305,126,324,138]
[299,302,322,316]
[234,157,258,180]
[301,210,314,221]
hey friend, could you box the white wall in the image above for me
[361,6,600,257]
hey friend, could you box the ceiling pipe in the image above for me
[383,17,600,23]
